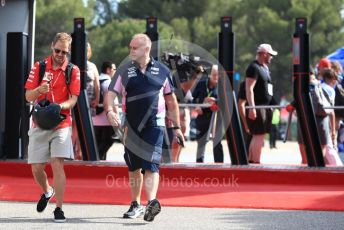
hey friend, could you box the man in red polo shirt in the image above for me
[25,32,80,223]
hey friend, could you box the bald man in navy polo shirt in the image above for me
[106,34,183,221]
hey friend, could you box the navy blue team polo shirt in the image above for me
[108,59,174,131]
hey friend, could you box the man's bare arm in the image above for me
[165,93,185,144]
[59,95,78,110]
[246,78,257,120]
[105,90,120,127]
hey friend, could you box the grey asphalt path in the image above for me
[1,201,344,230]
[107,140,303,164]
[108,139,344,165]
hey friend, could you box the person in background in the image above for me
[192,64,224,163]
[332,61,344,152]
[93,61,117,160]
[316,57,331,81]
[169,65,204,162]
[71,42,100,160]
[270,108,280,149]
[331,61,343,84]
[298,69,343,166]
[320,69,343,165]
[86,42,100,116]
[245,43,278,164]
[321,68,337,148]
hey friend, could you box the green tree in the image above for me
[34,0,344,99]
[191,17,219,57]
[92,0,118,25]
[88,19,175,68]
[232,0,344,98]
[118,0,209,22]
[170,17,191,41]
[288,0,344,61]
[35,0,94,60]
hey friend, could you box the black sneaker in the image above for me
[53,207,66,223]
[36,187,55,212]
[123,201,145,219]
[144,199,161,222]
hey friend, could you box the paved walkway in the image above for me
[1,201,344,229]
[107,140,303,165]
[2,139,343,228]
[2,141,344,228]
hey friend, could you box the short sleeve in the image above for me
[163,72,174,95]
[102,79,111,93]
[245,63,258,80]
[108,74,123,95]
[238,81,246,100]
[25,61,40,90]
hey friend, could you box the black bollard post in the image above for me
[218,16,248,165]
[3,33,29,159]
[71,18,99,161]
[145,16,159,60]
[293,18,325,167]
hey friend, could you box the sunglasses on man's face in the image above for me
[53,48,69,55]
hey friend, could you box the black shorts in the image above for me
[246,108,272,135]
[124,126,164,173]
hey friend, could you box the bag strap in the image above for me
[65,62,74,85]
[38,60,74,86]
[38,60,46,83]
[32,61,74,117]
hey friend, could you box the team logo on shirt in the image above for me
[42,72,53,82]
[151,67,159,75]
[127,66,137,78]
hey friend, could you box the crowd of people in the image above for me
[24,32,344,223]
[297,58,343,166]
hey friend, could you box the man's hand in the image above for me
[248,108,257,120]
[38,82,49,94]
[106,111,121,128]
[243,122,250,134]
[173,128,185,147]
[203,97,216,104]
[193,107,203,115]
[90,99,98,108]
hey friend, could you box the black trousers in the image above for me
[269,124,278,148]
[94,126,115,160]
[195,112,224,163]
